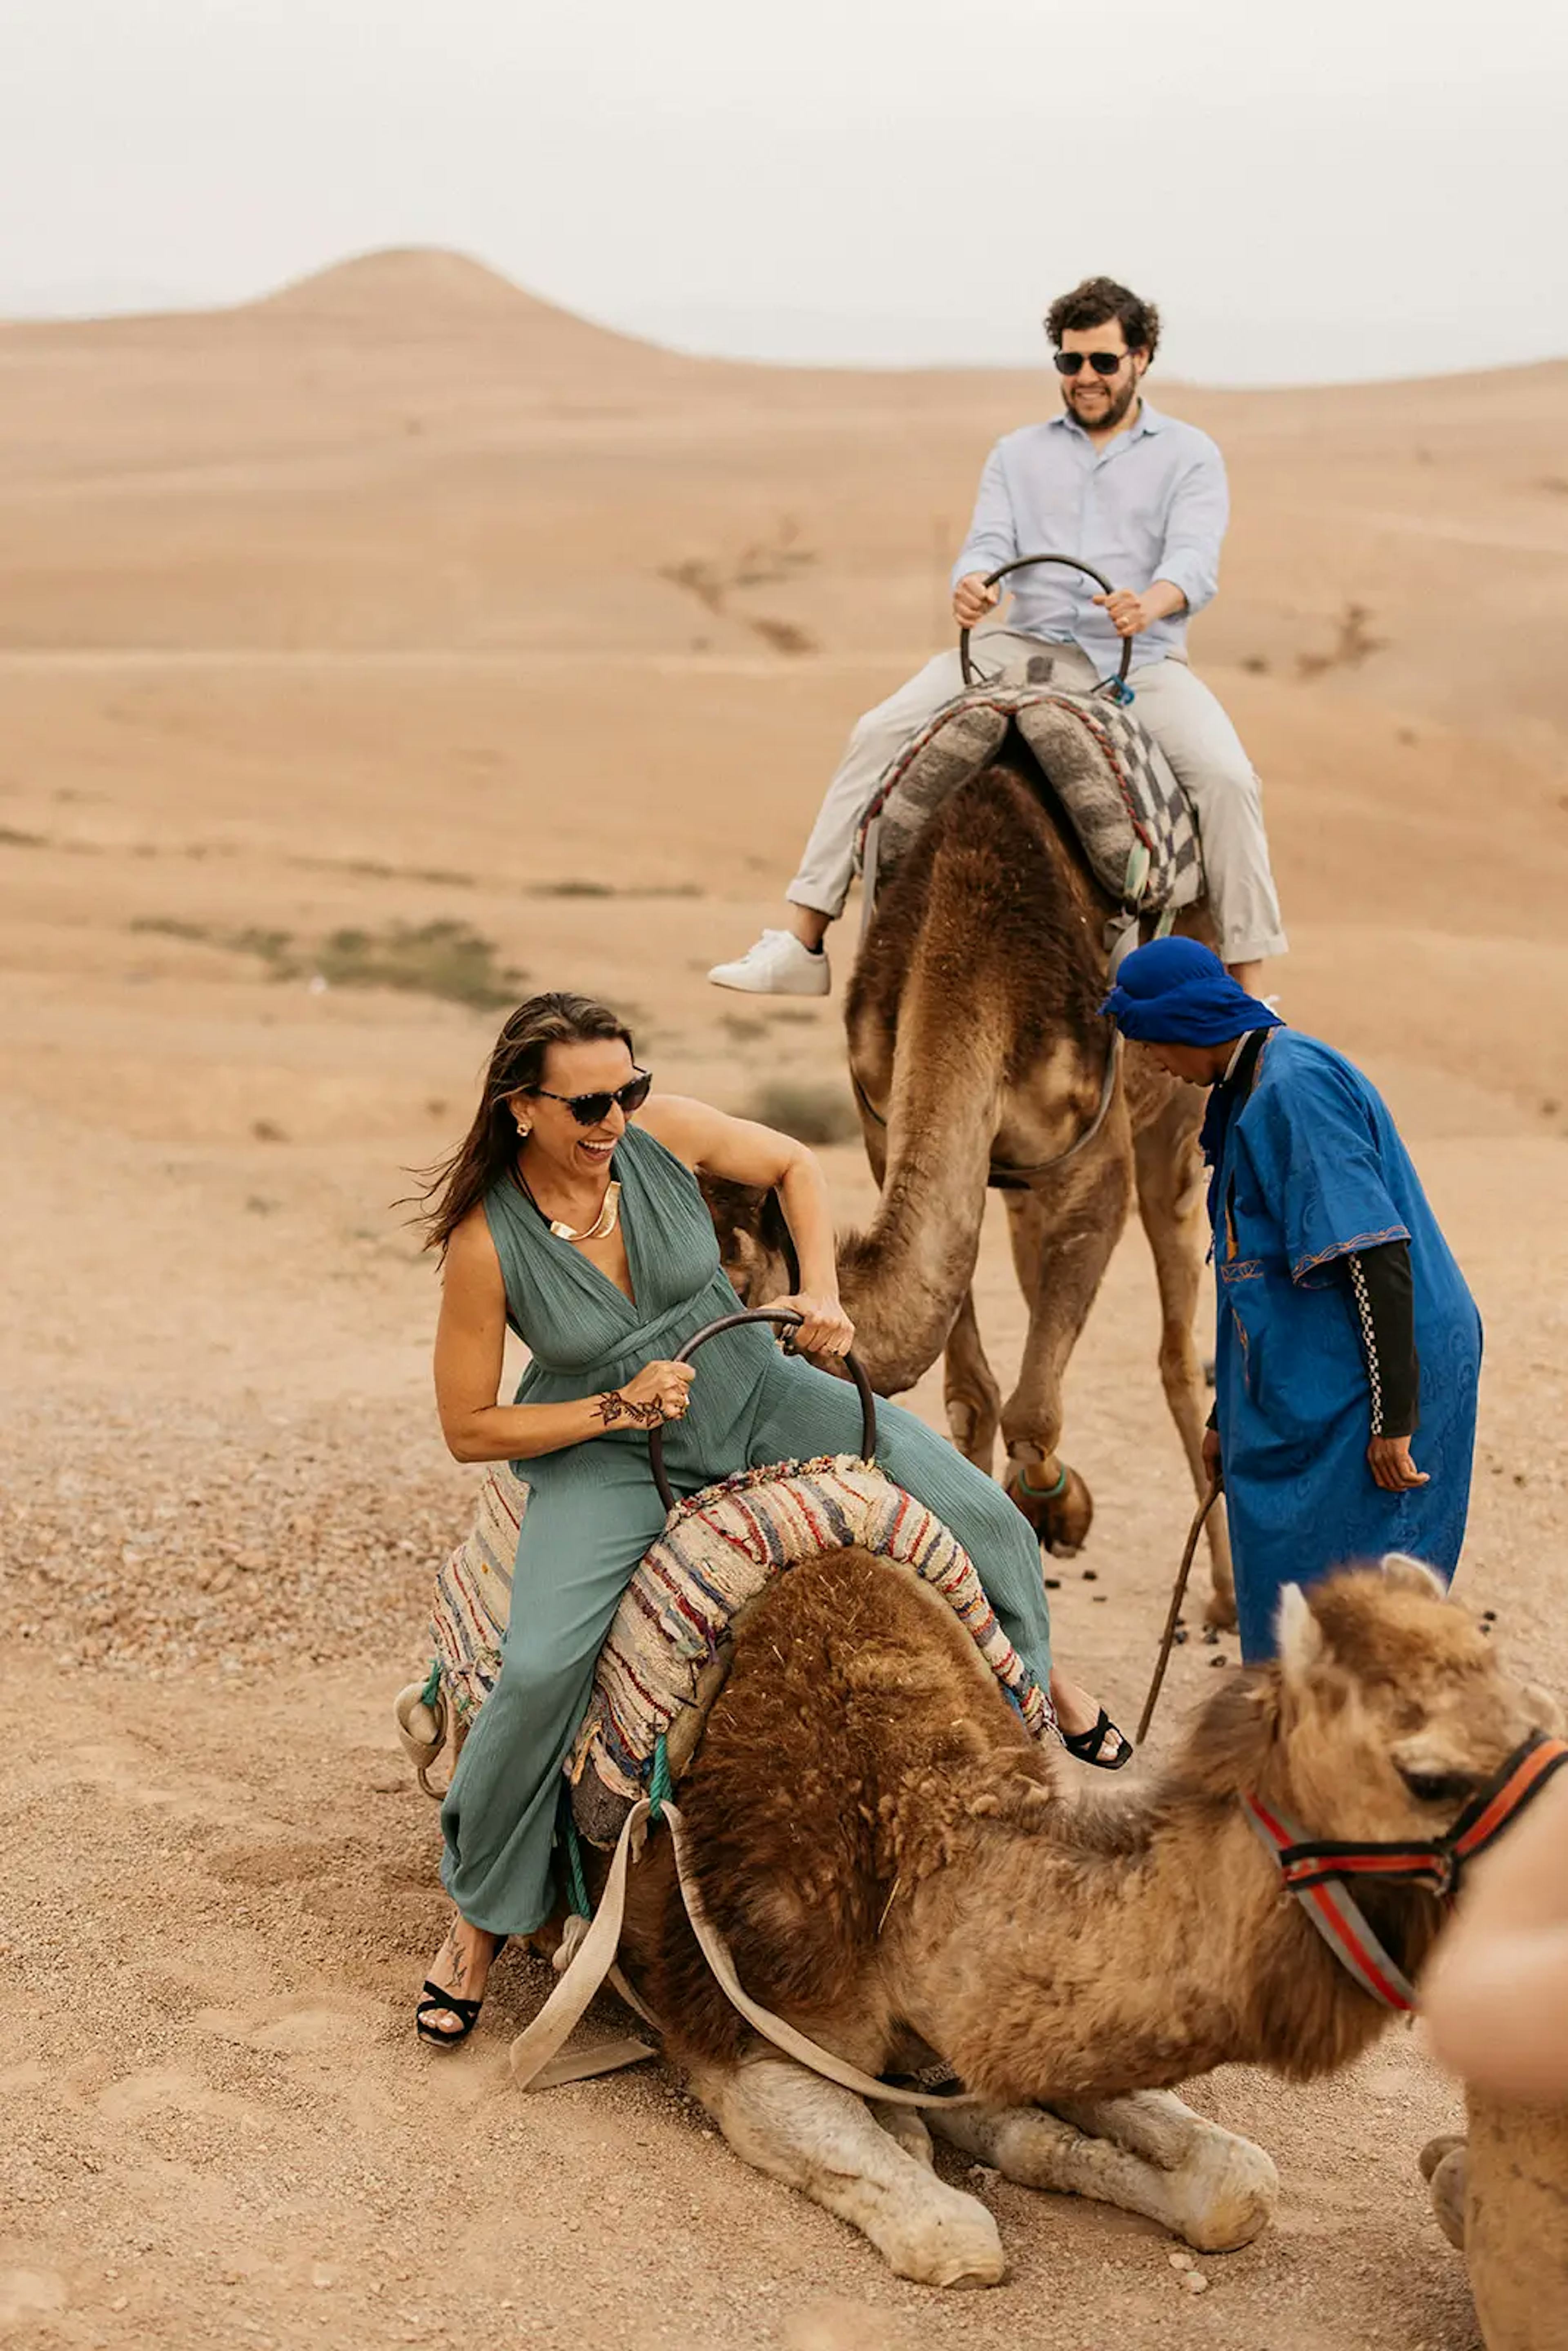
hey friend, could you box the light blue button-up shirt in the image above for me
[951,399,1228,669]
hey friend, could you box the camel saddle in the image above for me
[402,1454,1055,1847]
[855,676,1204,927]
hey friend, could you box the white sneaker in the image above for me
[707,928,831,997]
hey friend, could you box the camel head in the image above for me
[699,1175,798,1306]
[1265,1556,1560,1849]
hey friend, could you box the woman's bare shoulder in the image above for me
[443,1202,505,1291]
[636,1092,716,1168]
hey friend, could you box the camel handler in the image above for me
[1101,937,1482,1663]
[710,274,1287,1001]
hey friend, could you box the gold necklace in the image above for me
[521,1171,621,1245]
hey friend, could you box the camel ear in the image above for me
[1381,1553,1446,1601]
[1276,1583,1325,1688]
[1521,1685,1566,1737]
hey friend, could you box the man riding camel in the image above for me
[710,275,1287,999]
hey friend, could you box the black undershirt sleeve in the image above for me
[1341,1240,1419,1440]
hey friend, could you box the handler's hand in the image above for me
[1202,1426,1223,1490]
[1368,1434,1430,1492]
[953,573,1000,628]
[623,1358,696,1422]
[764,1293,855,1358]
[1094,587,1151,638]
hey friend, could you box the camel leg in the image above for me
[1051,2091,1278,2248]
[687,2055,1005,2288]
[998,1147,1131,1556]
[1419,2133,1467,2251]
[943,1287,1002,1473]
[1131,1091,1236,1631]
[869,2099,937,2168]
[929,2089,1276,2252]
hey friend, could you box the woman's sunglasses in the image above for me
[1054,350,1127,377]
[525,1069,653,1127]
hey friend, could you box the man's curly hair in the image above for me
[1045,276,1160,363]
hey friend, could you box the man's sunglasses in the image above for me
[525,1069,653,1127]
[1054,350,1127,377]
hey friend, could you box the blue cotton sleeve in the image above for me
[1238,1051,1410,1287]
[951,443,1019,587]
[1154,437,1229,616]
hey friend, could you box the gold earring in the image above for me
[515,1120,531,1138]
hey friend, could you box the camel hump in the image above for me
[674,1543,1056,1870]
[566,1458,1055,1846]
[858,680,1203,926]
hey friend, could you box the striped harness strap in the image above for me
[1245,1730,1568,2014]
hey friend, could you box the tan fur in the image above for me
[848,756,1233,1617]
[615,1554,1554,2281]
[1462,2097,1568,2351]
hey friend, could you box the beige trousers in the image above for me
[786,632,1287,965]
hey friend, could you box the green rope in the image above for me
[648,1733,672,1824]
[418,1659,442,1709]
[562,1809,593,1920]
[1016,1461,1069,1503]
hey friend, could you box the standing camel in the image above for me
[839,742,1234,1620]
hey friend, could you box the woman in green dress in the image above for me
[414,992,1128,2046]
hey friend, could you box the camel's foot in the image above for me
[1004,1457,1094,1559]
[945,1393,998,1475]
[1203,1499,1238,1633]
[869,2100,937,2169]
[1419,2133,1468,2251]
[690,2056,1005,2289]
[931,2090,1277,2252]
[1203,1582,1238,1635]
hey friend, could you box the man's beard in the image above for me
[1062,374,1139,431]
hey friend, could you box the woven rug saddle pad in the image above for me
[427,1456,1054,1847]
[855,678,1203,917]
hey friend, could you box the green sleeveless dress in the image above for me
[439,1121,1054,1935]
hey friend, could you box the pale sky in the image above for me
[3,0,1565,384]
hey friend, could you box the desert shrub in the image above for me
[126,915,523,1011]
[742,1079,860,1147]
[310,919,522,1010]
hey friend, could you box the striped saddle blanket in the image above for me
[856,677,1203,920]
[428,1455,1055,1847]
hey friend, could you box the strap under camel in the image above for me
[509,1797,976,2110]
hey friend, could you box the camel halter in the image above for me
[1245,1730,1568,2013]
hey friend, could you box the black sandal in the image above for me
[414,1935,508,2048]
[1060,1708,1134,1771]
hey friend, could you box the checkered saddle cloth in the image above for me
[856,677,1203,917]
[423,1455,1055,1848]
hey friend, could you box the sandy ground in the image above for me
[2,252,1566,2350]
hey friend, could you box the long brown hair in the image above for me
[412,991,635,1256]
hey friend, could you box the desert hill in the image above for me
[0,246,1564,732]
[256,247,584,322]
[0,248,1564,1098]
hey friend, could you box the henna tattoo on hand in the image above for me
[595,1389,664,1429]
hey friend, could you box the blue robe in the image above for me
[1206,1029,1481,1661]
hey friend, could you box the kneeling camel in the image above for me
[604,1556,1554,2285]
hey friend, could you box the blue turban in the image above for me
[1100,936,1282,1046]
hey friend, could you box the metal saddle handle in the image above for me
[958,551,1134,692]
[647,1307,879,1518]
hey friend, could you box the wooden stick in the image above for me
[1136,1484,1223,1747]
